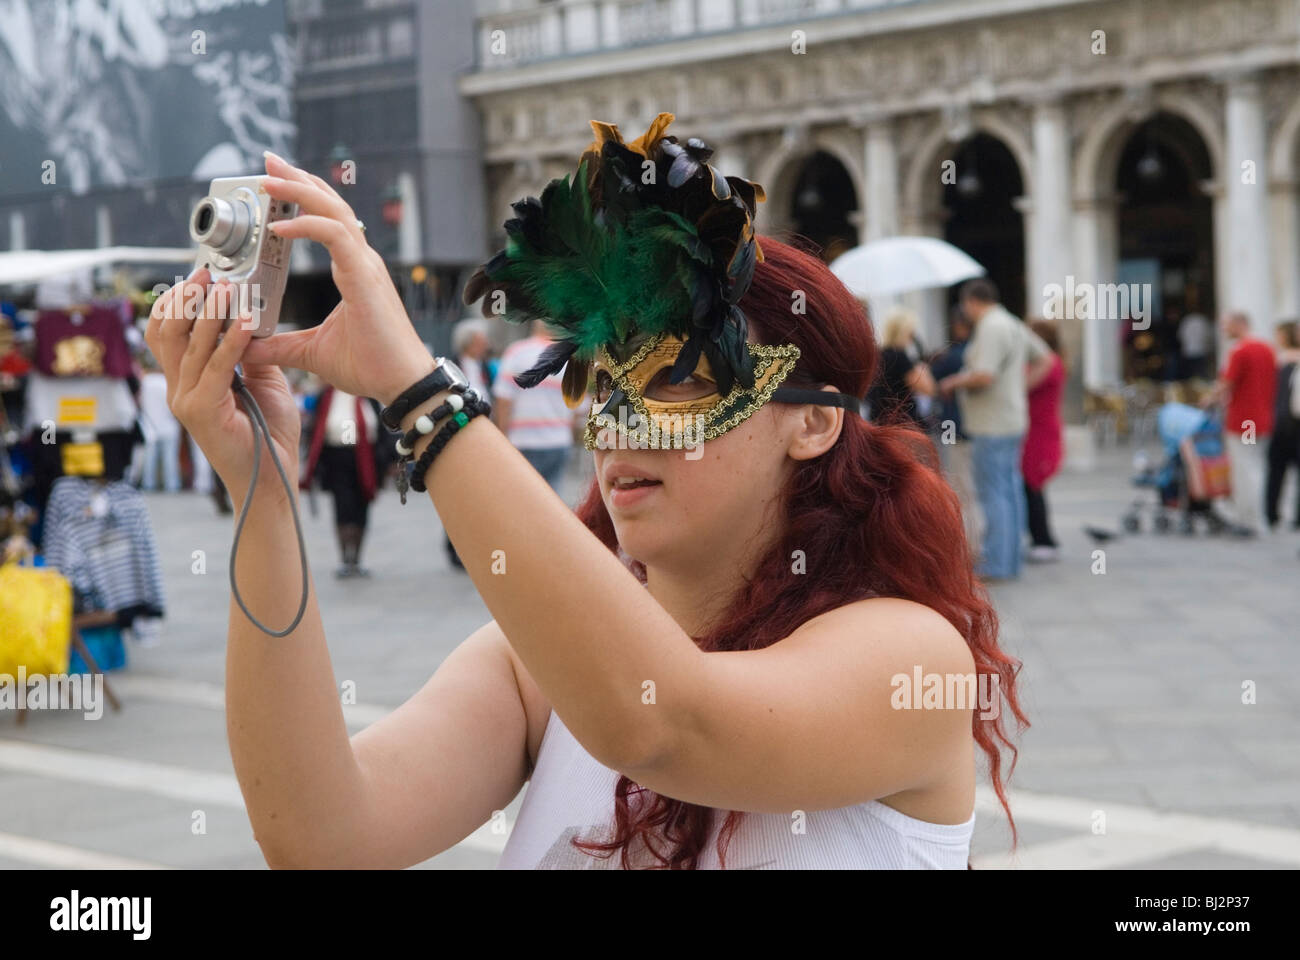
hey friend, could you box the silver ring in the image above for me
[355,219,366,233]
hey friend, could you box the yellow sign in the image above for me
[57,397,98,425]
[61,442,104,477]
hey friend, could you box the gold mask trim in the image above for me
[582,332,801,450]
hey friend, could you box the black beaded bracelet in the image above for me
[395,390,477,458]
[380,364,469,431]
[399,395,491,502]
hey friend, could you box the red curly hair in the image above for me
[571,237,1028,869]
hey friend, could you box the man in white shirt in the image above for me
[493,320,580,494]
[938,279,1053,581]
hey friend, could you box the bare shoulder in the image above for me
[789,598,978,818]
[789,596,976,676]
[474,620,552,774]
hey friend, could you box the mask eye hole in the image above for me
[594,369,614,403]
[643,365,717,402]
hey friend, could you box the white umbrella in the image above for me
[829,236,986,298]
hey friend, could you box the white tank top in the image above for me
[498,711,975,869]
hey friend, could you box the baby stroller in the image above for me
[1121,402,1232,535]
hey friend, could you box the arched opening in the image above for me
[787,150,859,262]
[1114,112,1215,382]
[941,133,1026,318]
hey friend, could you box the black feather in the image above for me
[668,152,700,188]
[704,340,734,396]
[462,267,490,306]
[669,334,705,385]
[514,339,578,388]
[724,238,758,304]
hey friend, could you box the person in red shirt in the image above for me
[1203,311,1277,534]
[1022,319,1066,561]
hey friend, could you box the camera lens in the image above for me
[190,195,254,258]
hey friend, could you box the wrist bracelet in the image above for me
[404,396,491,500]
[394,391,468,457]
[380,359,470,431]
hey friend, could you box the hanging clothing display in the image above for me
[23,371,139,433]
[34,305,133,379]
[41,476,165,628]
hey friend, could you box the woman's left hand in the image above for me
[241,152,436,404]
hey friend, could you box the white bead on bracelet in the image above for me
[394,391,469,458]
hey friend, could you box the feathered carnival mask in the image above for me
[463,112,859,450]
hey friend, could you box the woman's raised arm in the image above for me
[145,259,538,869]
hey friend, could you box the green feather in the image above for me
[490,176,711,355]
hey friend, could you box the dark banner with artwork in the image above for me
[0,0,295,198]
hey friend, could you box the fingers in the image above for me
[264,150,353,215]
[145,267,207,359]
[262,175,364,243]
[150,269,212,388]
[267,215,375,280]
[265,150,334,197]
[179,282,243,394]
[194,314,257,407]
[241,327,317,372]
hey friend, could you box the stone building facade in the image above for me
[461,0,1300,398]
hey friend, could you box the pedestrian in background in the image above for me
[867,306,936,427]
[138,352,181,493]
[1203,311,1276,536]
[493,319,577,494]
[938,279,1053,582]
[1265,319,1300,531]
[452,318,493,398]
[1022,318,1066,562]
[301,382,392,578]
[1179,307,1213,381]
[928,307,981,551]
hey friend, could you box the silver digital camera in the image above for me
[189,175,297,338]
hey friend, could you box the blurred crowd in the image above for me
[862,282,1300,580]
[6,273,1298,628]
[0,286,594,592]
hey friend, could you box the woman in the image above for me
[146,116,1026,869]
[867,306,936,427]
[299,379,391,578]
[1265,320,1300,530]
[928,307,981,551]
[1022,319,1065,562]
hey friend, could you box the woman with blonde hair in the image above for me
[867,305,936,427]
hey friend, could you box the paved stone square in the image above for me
[2,444,1298,869]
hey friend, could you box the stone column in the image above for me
[1270,176,1300,321]
[1030,96,1086,425]
[1224,73,1272,338]
[857,118,914,341]
[599,1,620,47]
[1073,196,1121,389]
[1029,97,1074,317]
[862,119,899,243]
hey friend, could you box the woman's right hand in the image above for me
[145,268,303,504]
[237,152,436,406]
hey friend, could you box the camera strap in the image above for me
[227,367,310,637]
